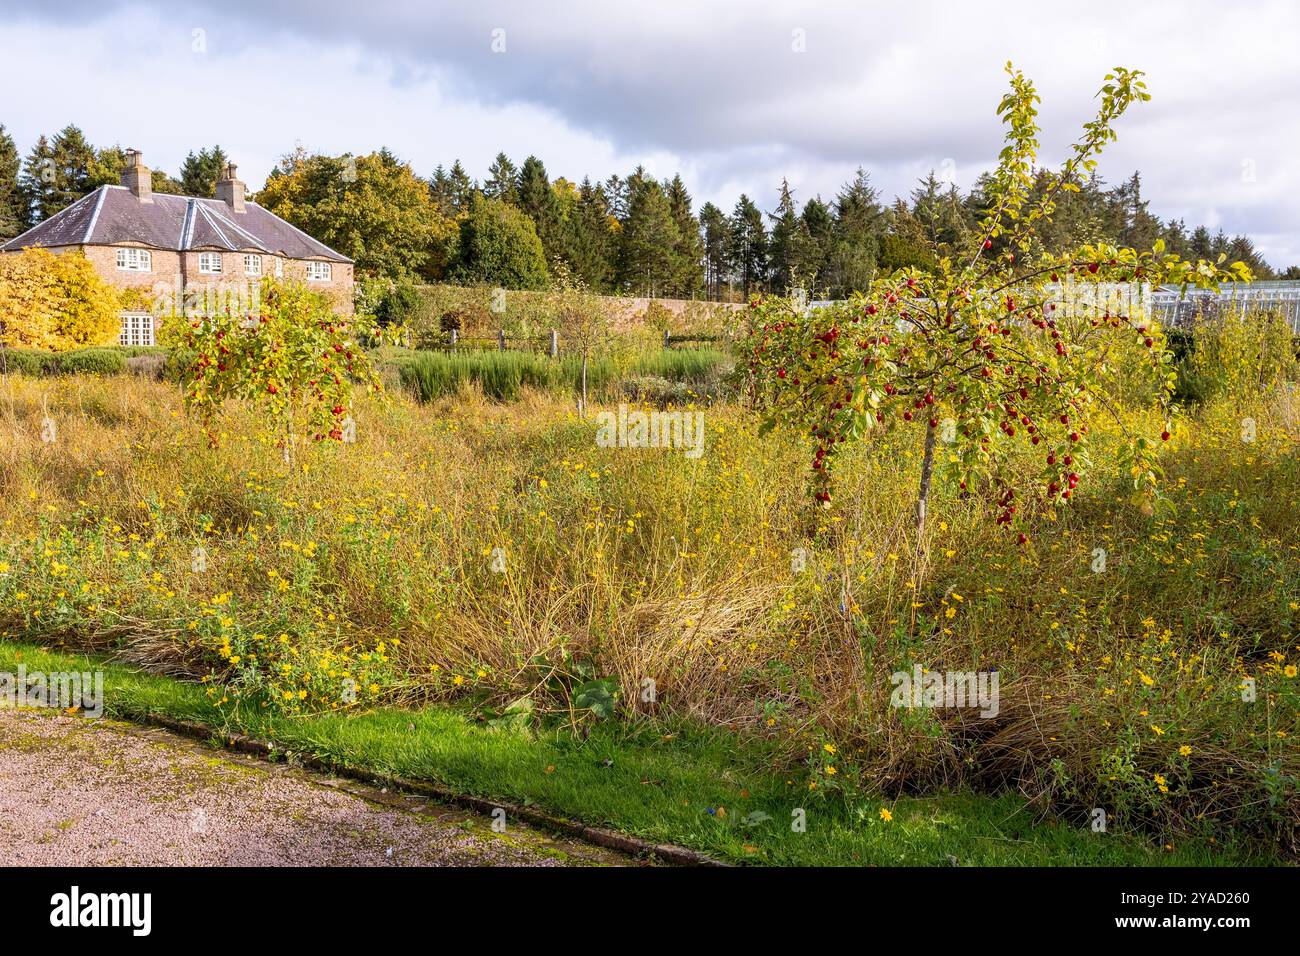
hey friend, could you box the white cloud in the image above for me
[2,0,1297,266]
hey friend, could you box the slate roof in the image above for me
[1,186,351,263]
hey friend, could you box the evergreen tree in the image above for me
[1190,225,1214,261]
[516,155,564,263]
[827,168,883,295]
[604,174,629,221]
[728,194,767,297]
[664,174,704,296]
[16,135,53,227]
[1112,172,1161,250]
[910,171,971,252]
[482,152,518,204]
[768,179,815,293]
[565,177,616,292]
[0,125,25,239]
[430,160,475,217]
[179,145,230,197]
[800,196,835,293]
[699,201,730,300]
[20,126,97,222]
[617,178,680,296]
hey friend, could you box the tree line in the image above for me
[2,123,1293,300]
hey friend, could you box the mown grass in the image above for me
[0,639,1265,866]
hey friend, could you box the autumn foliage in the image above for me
[0,247,121,351]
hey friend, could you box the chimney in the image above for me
[120,148,152,203]
[216,162,246,214]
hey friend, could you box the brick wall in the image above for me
[79,245,354,315]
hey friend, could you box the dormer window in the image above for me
[305,261,332,281]
[244,254,262,276]
[116,248,152,272]
[199,252,223,274]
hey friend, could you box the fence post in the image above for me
[449,328,457,348]
[498,329,506,351]
[549,329,558,358]
[663,328,670,350]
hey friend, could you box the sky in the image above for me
[1,0,1297,268]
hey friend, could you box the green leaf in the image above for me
[573,678,619,720]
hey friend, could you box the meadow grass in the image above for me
[0,368,1295,859]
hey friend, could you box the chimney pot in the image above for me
[120,148,152,203]
[216,161,246,213]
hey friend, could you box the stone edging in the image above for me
[128,710,731,868]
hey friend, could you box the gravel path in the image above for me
[0,708,622,867]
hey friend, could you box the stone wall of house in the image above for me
[77,245,354,316]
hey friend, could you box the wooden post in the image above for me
[549,329,558,358]
[663,328,670,349]
[449,328,458,349]
[498,329,506,351]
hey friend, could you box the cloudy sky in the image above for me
[2,0,1297,267]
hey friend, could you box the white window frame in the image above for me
[244,254,263,276]
[116,248,152,272]
[274,258,283,278]
[305,261,332,281]
[199,252,224,274]
[119,312,155,347]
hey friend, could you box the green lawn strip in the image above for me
[0,640,1267,866]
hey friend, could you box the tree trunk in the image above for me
[914,424,937,534]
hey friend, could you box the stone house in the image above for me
[0,150,353,345]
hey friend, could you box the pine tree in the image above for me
[664,174,703,296]
[728,194,767,297]
[827,168,883,296]
[482,153,518,204]
[20,126,97,222]
[698,202,730,300]
[910,172,971,252]
[17,135,53,226]
[768,179,814,293]
[617,178,680,296]
[0,125,25,240]
[565,177,616,292]
[516,155,564,264]
[179,146,230,198]
[430,160,475,217]
[800,196,835,293]
[1112,172,1161,250]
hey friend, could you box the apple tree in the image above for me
[746,65,1251,535]
[177,277,383,463]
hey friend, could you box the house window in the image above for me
[119,312,154,347]
[305,261,332,281]
[274,258,283,278]
[116,248,152,272]
[244,254,262,276]
[199,253,223,274]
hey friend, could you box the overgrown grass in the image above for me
[0,640,1264,866]
[0,370,1295,857]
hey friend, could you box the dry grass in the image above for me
[0,369,1296,849]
